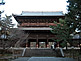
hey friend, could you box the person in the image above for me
[54,42,57,49]
[51,45,53,49]
[51,44,54,49]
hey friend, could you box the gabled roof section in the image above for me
[18,11,64,16]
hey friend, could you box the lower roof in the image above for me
[18,27,52,30]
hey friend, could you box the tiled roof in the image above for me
[18,27,52,30]
[20,11,64,16]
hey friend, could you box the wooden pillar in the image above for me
[29,41,30,47]
[26,40,30,47]
[36,35,39,48]
[57,42,60,48]
[45,41,46,48]
[26,39,28,48]
[45,39,49,48]
[47,39,49,48]
[26,42,28,48]
[46,35,49,48]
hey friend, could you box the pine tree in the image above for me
[66,0,81,33]
[0,15,14,49]
[50,19,72,48]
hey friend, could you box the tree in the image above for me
[0,0,5,5]
[0,15,14,49]
[1,15,14,28]
[65,0,81,49]
[0,11,4,20]
[9,28,29,47]
[0,15,29,48]
[66,0,81,54]
[66,0,81,33]
[50,19,72,48]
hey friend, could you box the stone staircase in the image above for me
[24,49,57,57]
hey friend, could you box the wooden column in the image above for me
[46,35,49,48]
[26,39,28,48]
[29,41,30,47]
[26,40,30,47]
[36,35,39,48]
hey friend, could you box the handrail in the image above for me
[22,48,26,56]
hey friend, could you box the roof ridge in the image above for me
[22,11,63,13]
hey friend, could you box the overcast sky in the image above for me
[1,0,68,15]
[0,0,68,27]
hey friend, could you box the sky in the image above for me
[0,0,68,27]
[1,0,68,15]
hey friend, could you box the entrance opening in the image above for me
[30,42,36,48]
[39,39,47,48]
[29,39,36,48]
[48,39,54,48]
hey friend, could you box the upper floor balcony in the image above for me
[20,23,56,27]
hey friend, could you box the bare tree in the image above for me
[0,15,29,49]
[0,15,14,49]
[9,28,29,47]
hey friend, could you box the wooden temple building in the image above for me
[13,11,65,48]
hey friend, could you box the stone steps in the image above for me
[24,49,56,57]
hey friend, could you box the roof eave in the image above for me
[13,14,65,17]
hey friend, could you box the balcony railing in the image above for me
[20,23,56,27]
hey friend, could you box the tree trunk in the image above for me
[66,42,67,50]
[15,40,21,47]
[2,39,5,50]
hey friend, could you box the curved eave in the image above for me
[18,27,52,30]
[13,14,65,17]
[12,14,65,23]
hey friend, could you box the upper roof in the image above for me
[14,11,65,16]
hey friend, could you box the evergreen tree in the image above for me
[0,11,1,14]
[66,0,81,33]
[50,19,72,48]
[0,15,14,49]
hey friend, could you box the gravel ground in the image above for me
[11,57,30,61]
[11,57,76,61]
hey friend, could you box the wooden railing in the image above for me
[28,34,55,39]
[20,23,56,27]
